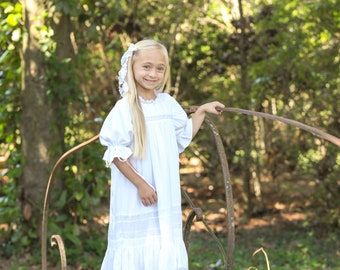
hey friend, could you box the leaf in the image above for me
[6,14,18,26]
[74,191,83,201]
[66,232,81,246]
[0,50,9,64]
[55,190,67,209]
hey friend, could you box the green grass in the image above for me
[2,224,339,269]
[188,224,340,270]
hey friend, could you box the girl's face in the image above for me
[132,48,167,99]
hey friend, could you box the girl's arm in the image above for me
[191,101,225,138]
[113,158,157,206]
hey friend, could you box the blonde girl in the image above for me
[100,39,224,270]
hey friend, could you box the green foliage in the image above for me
[0,0,339,268]
[0,181,21,257]
[188,226,340,270]
[0,145,40,259]
[45,138,108,266]
[0,1,22,144]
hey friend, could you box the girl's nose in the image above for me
[149,68,156,76]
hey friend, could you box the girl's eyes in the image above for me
[142,65,165,72]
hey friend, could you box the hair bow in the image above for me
[118,43,137,97]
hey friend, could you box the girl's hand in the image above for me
[198,101,225,115]
[191,101,225,137]
[137,181,158,206]
[112,158,157,206]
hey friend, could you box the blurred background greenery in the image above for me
[0,0,339,269]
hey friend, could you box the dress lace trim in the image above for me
[139,92,159,104]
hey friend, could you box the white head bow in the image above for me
[118,43,137,97]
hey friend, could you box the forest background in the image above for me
[0,0,339,269]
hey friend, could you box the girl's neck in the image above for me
[138,90,157,101]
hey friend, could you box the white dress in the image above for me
[99,92,192,270]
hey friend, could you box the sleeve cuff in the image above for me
[102,145,133,167]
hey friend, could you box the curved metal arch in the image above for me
[41,135,99,270]
[186,106,340,146]
[41,106,340,269]
[40,118,235,269]
[50,234,67,269]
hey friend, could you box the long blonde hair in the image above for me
[125,39,171,159]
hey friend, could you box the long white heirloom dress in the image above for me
[99,93,192,270]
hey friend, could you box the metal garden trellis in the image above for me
[41,106,340,270]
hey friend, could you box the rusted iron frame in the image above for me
[40,118,234,269]
[182,110,235,270]
[41,135,99,270]
[182,190,231,269]
[182,105,340,269]
[185,106,340,147]
[205,116,235,270]
[40,130,230,269]
[50,235,67,269]
[41,106,340,269]
[183,205,203,250]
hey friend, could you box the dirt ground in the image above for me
[0,170,338,269]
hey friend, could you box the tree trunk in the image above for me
[20,0,72,232]
[236,0,256,218]
[51,10,74,150]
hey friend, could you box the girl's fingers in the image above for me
[142,194,157,206]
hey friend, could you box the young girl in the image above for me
[99,39,224,270]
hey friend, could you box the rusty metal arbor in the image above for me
[41,109,236,270]
[41,106,340,270]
